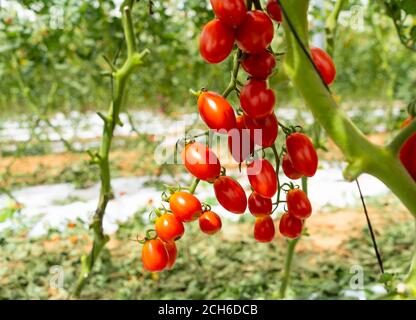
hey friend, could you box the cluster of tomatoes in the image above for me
[141,0,335,273]
[141,187,222,272]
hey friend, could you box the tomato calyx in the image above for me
[278,121,303,137]
[135,229,158,245]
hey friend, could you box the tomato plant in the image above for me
[198,90,237,131]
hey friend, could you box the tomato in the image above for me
[310,47,336,85]
[198,91,236,132]
[169,191,202,222]
[282,154,302,180]
[199,19,235,64]
[155,213,185,242]
[279,213,303,239]
[244,113,278,147]
[236,11,274,54]
[164,241,177,270]
[228,115,255,163]
[240,79,275,119]
[286,133,318,177]
[248,191,272,216]
[241,50,276,80]
[213,176,247,214]
[141,239,169,272]
[254,216,275,242]
[266,0,283,23]
[199,211,222,235]
[287,189,312,219]
[182,142,221,182]
[400,133,416,181]
[210,0,247,27]
[247,159,277,199]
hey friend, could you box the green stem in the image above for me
[271,144,281,206]
[279,176,307,299]
[325,0,345,56]
[279,238,299,299]
[72,5,148,298]
[189,178,200,194]
[222,50,242,98]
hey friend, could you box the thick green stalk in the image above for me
[72,5,148,298]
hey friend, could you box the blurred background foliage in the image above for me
[0,0,415,119]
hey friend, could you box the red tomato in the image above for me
[266,0,282,23]
[254,216,275,242]
[182,142,221,182]
[198,91,236,132]
[164,241,177,270]
[200,19,235,64]
[199,211,222,235]
[240,79,275,119]
[244,113,278,147]
[210,0,247,27]
[236,11,274,54]
[141,239,169,272]
[241,51,276,80]
[247,159,277,199]
[286,133,318,177]
[282,154,302,180]
[248,191,272,216]
[287,189,312,219]
[228,115,255,163]
[155,213,185,242]
[310,47,336,85]
[169,191,202,222]
[279,213,303,239]
[400,133,416,181]
[213,176,247,214]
